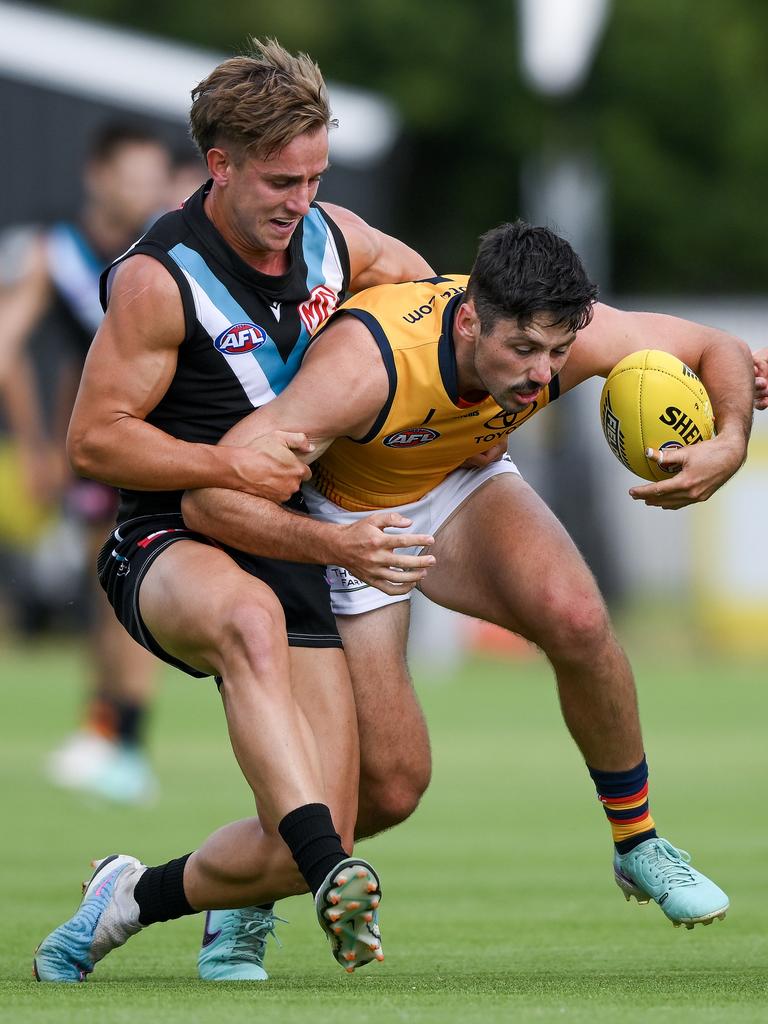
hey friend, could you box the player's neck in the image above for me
[452,321,489,402]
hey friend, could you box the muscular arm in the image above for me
[67,256,311,501]
[560,303,754,506]
[182,317,436,588]
[319,203,434,292]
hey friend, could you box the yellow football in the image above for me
[599,349,715,482]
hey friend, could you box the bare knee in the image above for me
[536,588,614,665]
[357,747,432,837]
[215,593,287,681]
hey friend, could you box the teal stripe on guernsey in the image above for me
[168,242,305,396]
[289,208,336,370]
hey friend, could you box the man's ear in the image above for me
[206,147,232,186]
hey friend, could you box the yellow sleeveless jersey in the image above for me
[312,275,560,511]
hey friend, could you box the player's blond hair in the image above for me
[189,37,336,162]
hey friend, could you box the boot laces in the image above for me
[230,908,287,962]
[646,839,697,888]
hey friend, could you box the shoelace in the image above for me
[643,840,698,888]
[230,909,288,962]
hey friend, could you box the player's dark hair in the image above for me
[465,221,598,334]
[87,121,165,164]
[189,36,336,162]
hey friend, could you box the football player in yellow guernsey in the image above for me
[184,221,754,939]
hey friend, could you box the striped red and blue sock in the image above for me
[588,756,657,854]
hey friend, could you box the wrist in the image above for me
[312,520,348,566]
[203,444,246,490]
[712,427,748,466]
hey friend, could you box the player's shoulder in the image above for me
[315,202,379,257]
[107,253,183,319]
[99,252,185,350]
[314,201,360,231]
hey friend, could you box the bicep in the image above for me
[559,303,729,392]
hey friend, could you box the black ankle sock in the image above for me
[133,853,195,926]
[256,902,275,913]
[615,829,658,855]
[278,803,348,897]
[89,694,147,747]
[113,700,147,747]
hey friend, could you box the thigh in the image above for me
[139,539,284,677]
[420,473,605,648]
[339,603,430,778]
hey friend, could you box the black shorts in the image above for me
[97,513,342,679]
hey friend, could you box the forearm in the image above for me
[67,415,243,492]
[182,486,343,563]
[697,331,753,458]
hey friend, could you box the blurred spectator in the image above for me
[0,122,173,803]
[166,148,207,210]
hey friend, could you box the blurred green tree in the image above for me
[38,0,768,292]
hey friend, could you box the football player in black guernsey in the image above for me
[34,38,435,982]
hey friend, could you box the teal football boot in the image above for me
[315,858,383,972]
[34,854,145,981]
[88,746,159,805]
[198,907,285,981]
[614,837,729,928]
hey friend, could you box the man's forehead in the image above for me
[257,128,329,172]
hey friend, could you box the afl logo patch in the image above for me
[383,427,440,448]
[214,323,267,355]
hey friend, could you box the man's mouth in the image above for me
[270,217,297,233]
[513,386,541,404]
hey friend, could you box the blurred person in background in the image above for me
[166,148,208,211]
[0,122,173,803]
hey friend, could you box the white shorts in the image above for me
[303,455,520,615]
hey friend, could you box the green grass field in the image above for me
[0,630,766,1023]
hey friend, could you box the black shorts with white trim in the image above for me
[97,513,342,679]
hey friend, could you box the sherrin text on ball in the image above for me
[599,349,715,482]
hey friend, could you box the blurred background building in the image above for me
[1,0,766,663]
